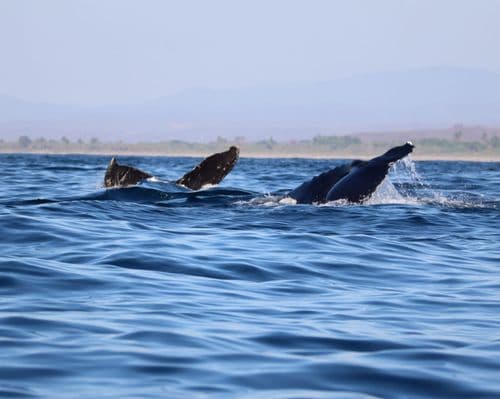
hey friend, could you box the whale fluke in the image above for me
[103,146,240,190]
[104,157,152,188]
[176,146,240,190]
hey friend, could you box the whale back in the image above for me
[176,146,240,190]
[289,163,352,204]
[104,158,152,188]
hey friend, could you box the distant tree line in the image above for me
[1,131,499,157]
[15,135,103,150]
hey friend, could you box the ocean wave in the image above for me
[1,155,499,398]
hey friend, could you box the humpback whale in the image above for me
[289,142,414,204]
[104,158,152,188]
[103,146,240,189]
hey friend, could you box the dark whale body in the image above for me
[289,142,414,204]
[288,164,352,205]
[176,146,239,190]
[103,146,240,189]
[104,158,152,188]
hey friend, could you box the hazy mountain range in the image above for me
[1,67,500,142]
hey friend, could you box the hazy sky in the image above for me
[1,0,499,105]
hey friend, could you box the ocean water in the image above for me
[0,153,499,399]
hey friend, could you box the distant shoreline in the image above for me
[2,125,499,162]
[1,149,499,162]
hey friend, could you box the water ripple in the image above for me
[0,154,499,398]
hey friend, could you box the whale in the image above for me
[289,142,414,204]
[176,146,239,190]
[103,146,240,189]
[104,158,152,188]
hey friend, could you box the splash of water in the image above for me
[391,154,424,182]
[365,155,424,205]
[386,156,490,208]
[237,156,491,209]
[364,178,415,205]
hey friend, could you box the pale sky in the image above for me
[1,0,499,105]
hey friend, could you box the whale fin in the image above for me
[373,141,415,165]
[104,157,152,188]
[326,142,415,203]
[176,146,240,190]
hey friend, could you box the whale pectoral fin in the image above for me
[325,142,416,203]
[374,142,415,165]
[289,163,352,204]
[176,146,240,190]
[104,157,152,188]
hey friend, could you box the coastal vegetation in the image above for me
[1,126,499,160]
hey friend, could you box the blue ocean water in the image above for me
[0,153,499,399]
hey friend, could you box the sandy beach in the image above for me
[1,149,499,162]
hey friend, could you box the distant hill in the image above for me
[1,67,500,141]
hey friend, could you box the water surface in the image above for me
[1,154,499,398]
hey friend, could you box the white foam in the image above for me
[199,183,217,190]
[318,199,349,207]
[236,194,289,207]
[279,197,297,205]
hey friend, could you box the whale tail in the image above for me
[103,146,240,189]
[176,146,240,190]
[104,157,152,188]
